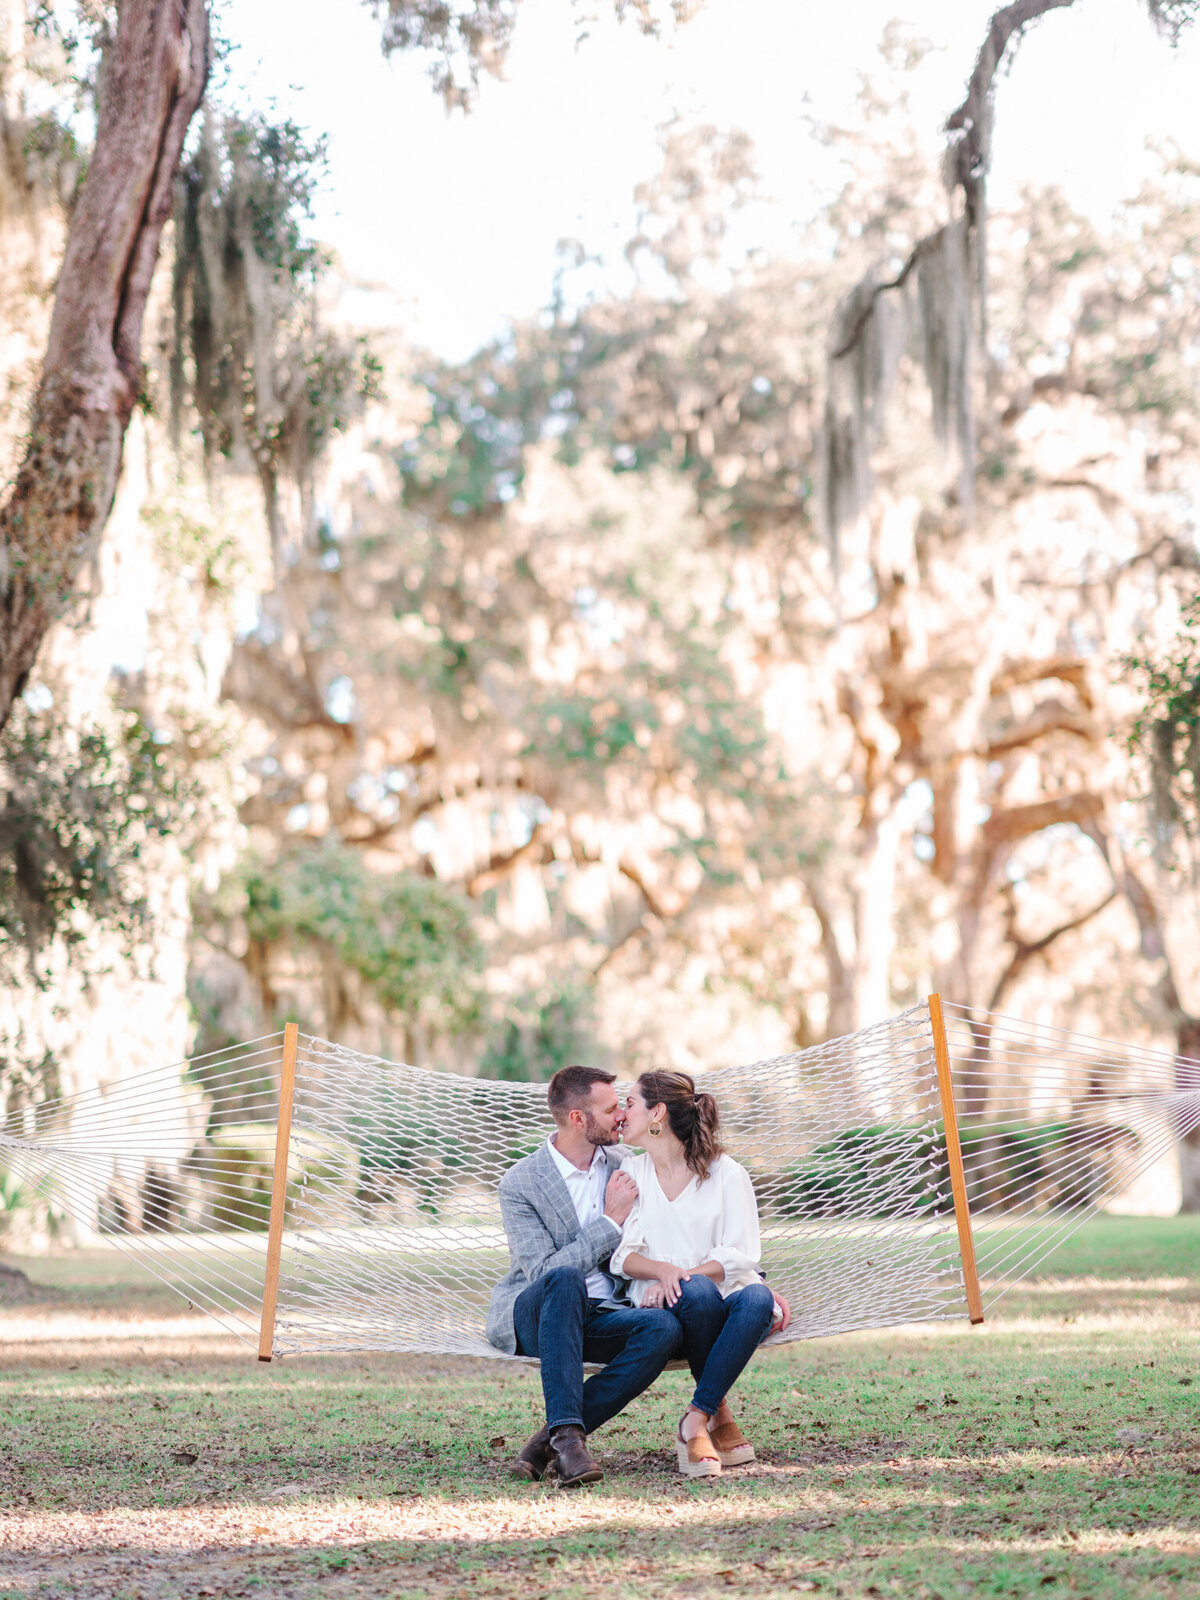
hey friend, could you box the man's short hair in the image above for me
[547,1064,616,1121]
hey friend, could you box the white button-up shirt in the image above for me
[547,1135,615,1300]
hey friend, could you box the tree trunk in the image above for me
[1177,1017,1200,1214]
[0,0,210,727]
[852,792,903,1030]
[803,873,857,1039]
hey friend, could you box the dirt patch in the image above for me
[0,1260,61,1305]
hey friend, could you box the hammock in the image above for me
[2,996,1197,1362]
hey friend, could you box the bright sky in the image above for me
[222,0,1200,360]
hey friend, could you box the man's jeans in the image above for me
[512,1266,682,1434]
[668,1276,775,1417]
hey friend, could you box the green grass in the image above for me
[1009,1212,1200,1280]
[1,1216,1199,1599]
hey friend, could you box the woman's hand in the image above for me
[641,1282,666,1308]
[616,1250,692,1306]
[653,1262,691,1306]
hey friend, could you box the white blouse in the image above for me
[610,1151,763,1305]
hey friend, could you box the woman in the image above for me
[611,1070,781,1477]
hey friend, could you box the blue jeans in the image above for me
[668,1276,775,1417]
[512,1266,683,1434]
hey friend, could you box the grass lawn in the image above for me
[0,1215,1197,1599]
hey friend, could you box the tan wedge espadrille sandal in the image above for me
[707,1400,755,1466]
[676,1415,722,1478]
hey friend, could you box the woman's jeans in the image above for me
[512,1266,683,1435]
[669,1276,775,1416]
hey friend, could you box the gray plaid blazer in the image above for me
[486,1139,631,1354]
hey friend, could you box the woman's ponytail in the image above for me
[636,1071,724,1181]
[690,1091,722,1180]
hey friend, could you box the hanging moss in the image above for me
[169,111,381,560]
[1125,592,1200,864]
[822,222,974,562]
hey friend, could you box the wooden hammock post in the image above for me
[928,993,985,1326]
[258,1022,299,1362]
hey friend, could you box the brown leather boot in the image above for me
[549,1425,603,1487]
[509,1423,552,1481]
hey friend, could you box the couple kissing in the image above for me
[486,1063,790,1486]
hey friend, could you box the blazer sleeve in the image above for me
[709,1159,762,1284]
[498,1177,620,1286]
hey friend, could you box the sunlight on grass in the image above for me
[1,1214,1198,1598]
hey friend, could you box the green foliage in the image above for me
[0,1160,65,1241]
[958,1118,1105,1210]
[479,982,597,1082]
[0,706,199,984]
[222,113,327,275]
[1124,591,1200,861]
[142,504,245,597]
[397,287,814,540]
[240,842,483,1031]
[777,1125,946,1219]
[1146,0,1200,44]
[301,329,386,460]
[371,0,692,111]
[0,1166,28,1225]
[397,342,589,518]
[351,1091,474,1217]
[373,0,519,109]
[778,1119,1136,1220]
[206,1123,359,1231]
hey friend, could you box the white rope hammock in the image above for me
[2,997,1197,1362]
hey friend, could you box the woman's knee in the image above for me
[738,1281,776,1327]
[675,1274,723,1311]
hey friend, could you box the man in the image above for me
[486,1063,683,1487]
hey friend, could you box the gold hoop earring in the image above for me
[648,1122,662,1137]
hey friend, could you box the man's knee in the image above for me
[543,1265,589,1301]
[634,1307,684,1357]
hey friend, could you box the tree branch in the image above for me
[801,871,856,1039]
[590,858,701,976]
[466,829,548,896]
[983,699,1093,756]
[943,0,1079,226]
[991,656,1094,709]
[617,857,672,923]
[983,790,1105,848]
[831,0,1080,375]
[829,232,943,362]
[988,888,1116,1011]
[224,637,354,740]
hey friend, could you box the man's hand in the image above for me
[641,1281,666,1308]
[603,1170,638,1226]
[772,1290,792,1333]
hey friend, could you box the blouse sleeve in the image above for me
[709,1159,762,1283]
[608,1157,647,1279]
